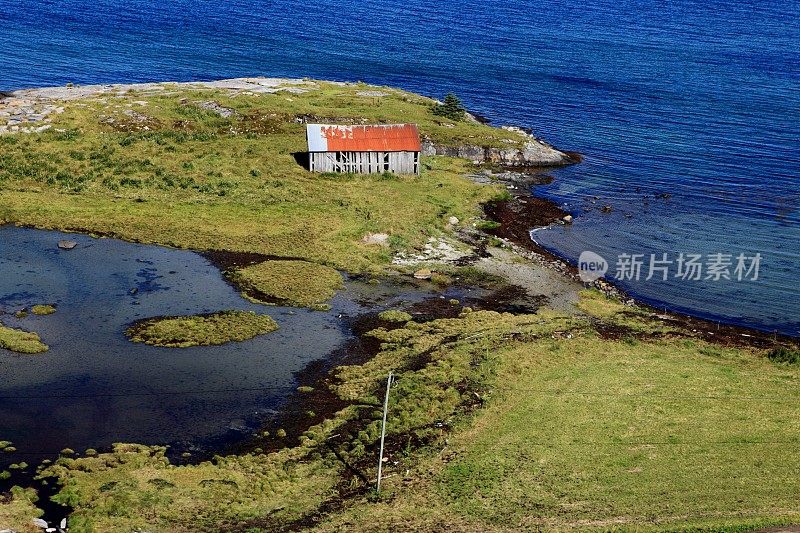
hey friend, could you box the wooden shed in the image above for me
[306,124,421,175]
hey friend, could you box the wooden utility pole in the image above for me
[376,371,393,495]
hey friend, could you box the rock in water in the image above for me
[562,215,573,224]
[57,240,77,250]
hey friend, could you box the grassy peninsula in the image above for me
[1,79,798,532]
[0,79,518,274]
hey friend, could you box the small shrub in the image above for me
[767,347,800,365]
[475,220,501,231]
[431,93,466,122]
[492,189,513,202]
[119,177,142,188]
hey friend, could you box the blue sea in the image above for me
[2,0,799,335]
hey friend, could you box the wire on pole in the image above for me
[376,371,393,495]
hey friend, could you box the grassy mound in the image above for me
[126,310,278,348]
[231,260,344,310]
[31,304,56,315]
[0,324,49,354]
[377,309,412,323]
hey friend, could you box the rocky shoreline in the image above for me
[0,78,317,135]
[421,125,580,167]
[474,168,800,346]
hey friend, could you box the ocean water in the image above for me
[1,0,798,334]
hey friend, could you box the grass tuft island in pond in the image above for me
[230,260,344,310]
[126,311,279,348]
[0,323,49,354]
[1,78,799,532]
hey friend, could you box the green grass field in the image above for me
[318,333,800,532]
[25,300,798,532]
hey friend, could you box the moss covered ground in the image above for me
[30,304,56,315]
[126,310,279,348]
[0,486,43,532]
[376,309,413,323]
[0,324,49,354]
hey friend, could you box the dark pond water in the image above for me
[0,226,476,467]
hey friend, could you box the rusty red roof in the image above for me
[306,124,421,152]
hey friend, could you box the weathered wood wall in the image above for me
[309,151,419,175]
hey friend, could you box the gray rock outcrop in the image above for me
[421,126,576,168]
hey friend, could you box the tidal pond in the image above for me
[0,226,480,465]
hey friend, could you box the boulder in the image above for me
[361,233,390,247]
[413,268,433,280]
[57,240,77,250]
